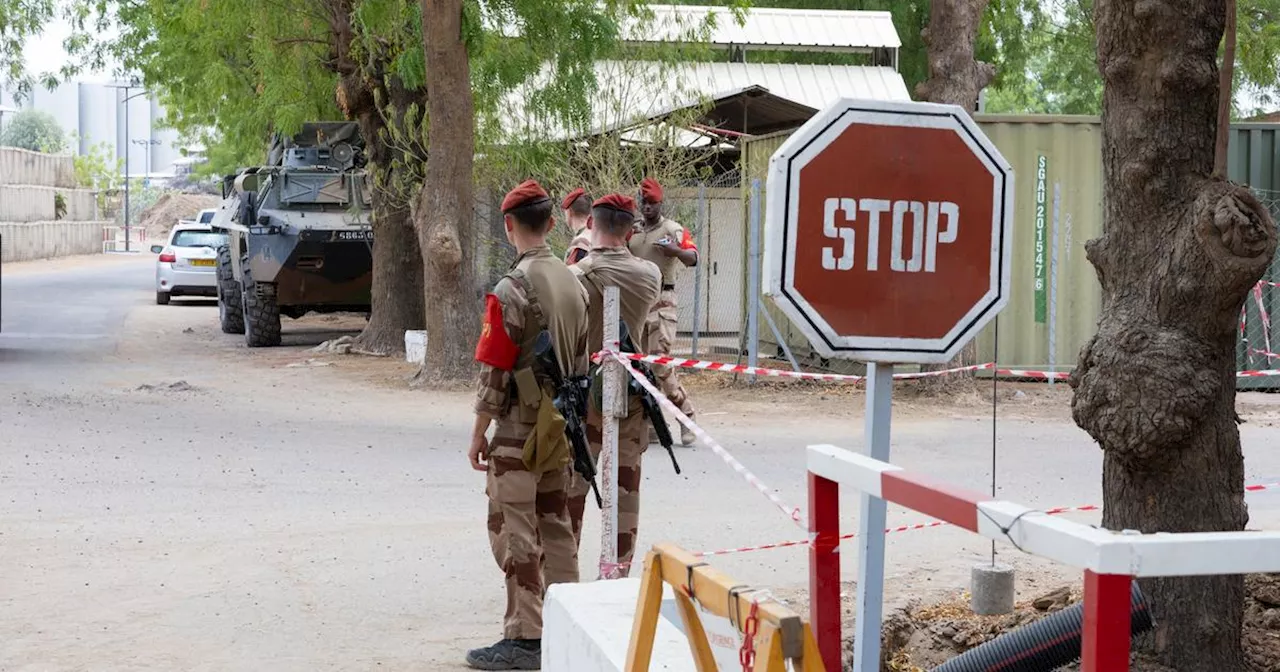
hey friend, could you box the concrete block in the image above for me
[0,220,112,263]
[971,562,1016,615]
[0,147,75,188]
[405,330,427,365]
[543,579,698,671]
[0,186,97,222]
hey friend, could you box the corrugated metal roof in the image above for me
[501,61,909,141]
[627,5,901,51]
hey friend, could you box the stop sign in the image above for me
[762,99,1014,364]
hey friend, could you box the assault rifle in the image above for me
[532,331,602,508]
[618,321,682,475]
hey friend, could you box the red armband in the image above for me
[679,227,697,251]
[475,294,519,369]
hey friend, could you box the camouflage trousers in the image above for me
[486,419,579,640]
[567,401,648,577]
[643,289,695,416]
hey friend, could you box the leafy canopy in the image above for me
[0,107,67,152]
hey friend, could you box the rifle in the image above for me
[618,321,682,475]
[532,331,602,508]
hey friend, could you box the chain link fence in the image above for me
[1238,189,1280,388]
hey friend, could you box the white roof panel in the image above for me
[627,5,901,51]
[500,61,910,141]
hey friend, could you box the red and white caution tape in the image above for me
[601,352,1074,383]
[601,349,808,529]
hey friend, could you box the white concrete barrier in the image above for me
[0,186,97,222]
[543,579,699,671]
[0,147,75,188]
[405,330,428,364]
[0,220,114,262]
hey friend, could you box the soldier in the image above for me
[467,179,590,670]
[628,177,698,446]
[561,187,593,266]
[566,193,661,577]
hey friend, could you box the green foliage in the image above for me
[122,179,163,227]
[983,0,1280,116]
[53,191,66,219]
[73,140,124,191]
[0,108,67,152]
[68,0,341,174]
[0,0,55,96]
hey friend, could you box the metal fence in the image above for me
[1238,189,1280,388]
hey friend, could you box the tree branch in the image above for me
[1214,0,1237,178]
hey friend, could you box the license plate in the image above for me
[191,259,216,267]
[335,230,373,242]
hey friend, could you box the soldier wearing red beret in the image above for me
[628,176,698,446]
[561,187,592,265]
[467,179,589,670]
[565,193,661,577]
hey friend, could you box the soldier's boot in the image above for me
[681,413,695,447]
[465,639,541,670]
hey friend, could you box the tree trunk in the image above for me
[915,0,995,393]
[331,2,425,356]
[1072,0,1276,667]
[416,0,478,383]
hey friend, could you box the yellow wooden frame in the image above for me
[625,543,826,672]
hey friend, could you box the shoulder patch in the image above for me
[475,293,519,370]
[678,227,697,251]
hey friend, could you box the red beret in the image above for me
[640,177,663,203]
[561,187,586,211]
[592,193,636,215]
[501,179,550,213]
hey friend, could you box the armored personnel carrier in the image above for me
[210,122,374,347]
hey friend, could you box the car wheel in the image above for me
[216,245,244,334]
[242,266,282,347]
[156,291,170,305]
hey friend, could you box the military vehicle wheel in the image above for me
[155,291,170,305]
[241,269,282,347]
[216,245,244,334]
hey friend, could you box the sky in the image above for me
[21,15,118,85]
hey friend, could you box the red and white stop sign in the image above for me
[762,99,1013,364]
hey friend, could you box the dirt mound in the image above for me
[876,579,1280,671]
[139,193,220,242]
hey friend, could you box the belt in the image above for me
[662,284,676,291]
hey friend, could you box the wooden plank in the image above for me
[652,543,805,658]
[625,552,665,672]
[673,589,719,672]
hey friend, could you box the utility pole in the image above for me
[105,78,146,252]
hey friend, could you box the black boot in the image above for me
[465,638,541,670]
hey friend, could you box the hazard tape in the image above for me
[601,349,808,529]
[600,352,1074,383]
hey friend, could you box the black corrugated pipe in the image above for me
[932,582,1155,672]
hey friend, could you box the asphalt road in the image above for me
[6,255,1280,671]
[0,254,152,366]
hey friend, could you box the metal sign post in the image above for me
[851,362,893,670]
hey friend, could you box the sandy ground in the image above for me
[6,254,1280,671]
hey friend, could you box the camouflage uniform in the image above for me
[564,229,592,266]
[628,217,697,418]
[565,247,661,576]
[474,244,589,640]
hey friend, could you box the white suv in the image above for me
[151,222,228,305]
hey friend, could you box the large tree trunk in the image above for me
[331,2,425,356]
[1072,0,1276,667]
[915,0,995,392]
[416,0,478,383]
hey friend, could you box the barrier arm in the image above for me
[626,543,824,672]
[807,443,1280,672]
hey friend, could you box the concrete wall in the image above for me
[0,147,76,188]
[0,221,112,263]
[0,147,108,262]
[0,185,97,222]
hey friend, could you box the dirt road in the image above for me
[5,254,1280,671]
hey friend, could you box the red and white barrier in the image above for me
[806,444,1280,672]
[599,352,1076,383]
